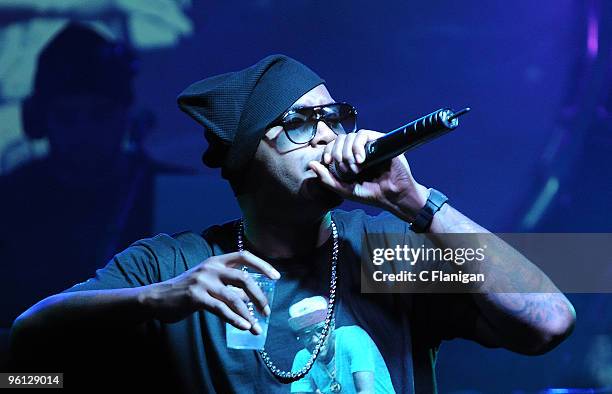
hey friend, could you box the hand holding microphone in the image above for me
[327,107,470,182]
[308,106,469,214]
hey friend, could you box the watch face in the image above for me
[429,189,449,208]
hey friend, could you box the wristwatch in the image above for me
[411,188,448,233]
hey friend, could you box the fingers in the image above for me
[353,130,371,165]
[198,292,253,331]
[221,251,281,280]
[308,161,352,195]
[177,253,279,330]
[208,285,263,335]
[221,269,272,317]
[343,133,359,173]
[323,129,384,176]
[323,139,334,165]
[331,134,348,173]
[225,285,249,301]
[187,264,268,334]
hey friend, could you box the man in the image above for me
[289,296,395,393]
[10,55,575,393]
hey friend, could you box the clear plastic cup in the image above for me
[226,272,276,350]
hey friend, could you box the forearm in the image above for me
[429,203,556,293]
[11,286,154,347]
[392,188,575,354]
[431,204,574,351]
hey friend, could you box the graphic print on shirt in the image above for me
[288,296,396,394]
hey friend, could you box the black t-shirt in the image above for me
[45,209,476,393]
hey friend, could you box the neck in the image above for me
[241,210,333,259]
[320,350,334,366]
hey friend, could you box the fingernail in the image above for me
[324,153,331,164]
[350,163,359,173]
[252,322,263,335]
[263,305,271,317]
[271,270,281,280]
[355,154,364,163]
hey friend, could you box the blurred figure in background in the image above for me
[0,0,193,370]
[0,23,176,341]
[0,0,193,170]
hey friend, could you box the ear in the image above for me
[21,95,48,140]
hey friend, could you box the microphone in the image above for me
[328,107,471,182]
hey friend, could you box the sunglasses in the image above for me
[269,102,358,144]
[295,320,335,342]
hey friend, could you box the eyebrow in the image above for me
[287,101,337,112]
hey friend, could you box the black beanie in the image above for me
[177,54,325,182]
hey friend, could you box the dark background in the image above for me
[1,1,611,392]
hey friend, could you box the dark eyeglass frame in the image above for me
[295,322,326,342]
[268,102,358,145]
[295,320,335,342]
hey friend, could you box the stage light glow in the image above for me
[587,9,599,59]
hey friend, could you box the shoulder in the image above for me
[119,230,214,270]
[336,325,372,342]
[110,219,235,277]
[199,218,240,254]
[66,230,218,290]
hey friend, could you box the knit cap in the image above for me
[178,54,325,183]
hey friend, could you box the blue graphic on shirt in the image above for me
[290,325,395,394]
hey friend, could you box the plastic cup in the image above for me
[226,272,276,350]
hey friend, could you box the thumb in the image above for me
[308,161,352,195]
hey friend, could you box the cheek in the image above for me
[254,141,309,192]
[268,160,300,189]
[282,156,308,183]
[274,136,295,152]
[259,152,302,180]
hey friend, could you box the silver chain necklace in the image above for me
[321,357,342,393]
[236,218,339,384]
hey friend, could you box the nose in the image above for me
[309,120,337,147]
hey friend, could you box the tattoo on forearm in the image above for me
[428,203,573,339]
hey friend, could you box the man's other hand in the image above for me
[139,251,280,334]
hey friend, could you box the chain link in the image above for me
[236,218,338,384]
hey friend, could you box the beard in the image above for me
[300,177,344,209]
[243,158,343,214]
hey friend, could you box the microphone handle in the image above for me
[329,107,466,182]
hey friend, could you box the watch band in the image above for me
[411,188,448,233]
